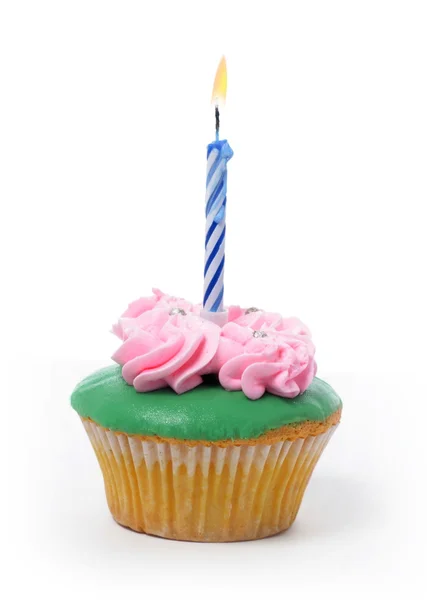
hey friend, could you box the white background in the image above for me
[1,1,426,598]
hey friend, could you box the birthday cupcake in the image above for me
[71,58,342,541]
[71,289,342,542]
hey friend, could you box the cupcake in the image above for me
[71,289,342,542]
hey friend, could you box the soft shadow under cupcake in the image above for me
[261,475,379,541]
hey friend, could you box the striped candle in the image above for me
[203,139,233,316]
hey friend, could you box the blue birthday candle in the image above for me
[202,57,233,322]
[203,138,233,314]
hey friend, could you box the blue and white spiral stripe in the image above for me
[203,140,233,312]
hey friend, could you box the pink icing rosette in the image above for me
[111,292,316,400]
[112,288,201,340]
[214,317,317,400]
[112,308,219,394]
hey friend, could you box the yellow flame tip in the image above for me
[211,56,227,105]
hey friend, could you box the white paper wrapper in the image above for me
[83,419,337,542]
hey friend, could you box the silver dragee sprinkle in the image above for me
[252,330,268,339]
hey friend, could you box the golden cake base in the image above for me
[82,414,339,542]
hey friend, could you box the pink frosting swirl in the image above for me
[111,292,316,399]
[213,318,316,400]
[112,308,219,394]
[112,288,200,340]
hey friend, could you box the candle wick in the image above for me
[215,105,220,141]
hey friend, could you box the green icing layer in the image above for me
[71,365,341,441]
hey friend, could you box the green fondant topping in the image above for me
[71,365,341,441]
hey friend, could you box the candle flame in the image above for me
[211,56,227,105]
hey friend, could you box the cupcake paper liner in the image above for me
[83,419,337,542]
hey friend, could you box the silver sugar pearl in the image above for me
[245,307,260,314]
[253,330,268,339]
[169,307,187,316]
